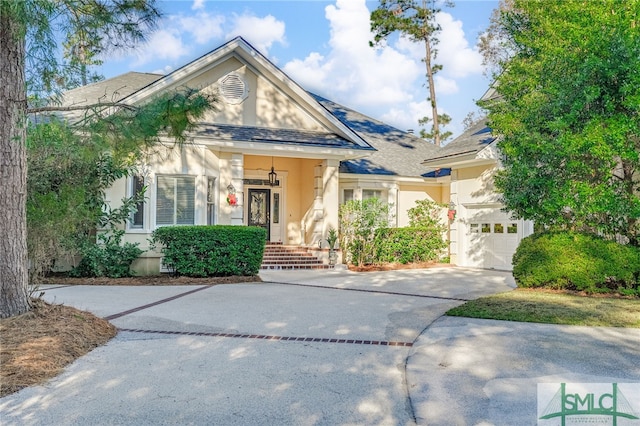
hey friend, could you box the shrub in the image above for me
[374,227,448,264]
[408,199,446,233]
[152,226,266,277]
[512,231,640,295]
[71,230,143,278]
[339,198,393,266]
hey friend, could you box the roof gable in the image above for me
[421,119,499,168]
[120,37,371,149]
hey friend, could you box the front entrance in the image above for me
[248,188,270,240]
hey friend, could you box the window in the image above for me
[207,177,216,225]
[507,223,518,234]
[343,189,354,203]
[363,189,383,200]
[156,176,195,226]
[130,175,145,229]
[494,223,504,233]
[481,223,491,233]
[470,223,479,233]
[273,193,280,224]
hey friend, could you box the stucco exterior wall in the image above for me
[182,57,324,131]
[455,164,501,205]
[396,184,445,227]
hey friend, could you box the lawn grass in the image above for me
[446,289,640,328]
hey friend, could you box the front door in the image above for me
[248,188,270,240]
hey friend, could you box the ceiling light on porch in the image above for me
[269,157,277,186]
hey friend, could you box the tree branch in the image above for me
[28,102,137,114]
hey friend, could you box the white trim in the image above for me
[126,175,148,233]
[156,136,369,161]
[339,173,446,186]
[462,202,505,209]
[154,175,197,228]
[120,37,372,149]
[243,169,288,243]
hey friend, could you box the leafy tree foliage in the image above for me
[339,198,394,266]
[21,0,160,97]
[370,0,453,146]
[480,0,640,245]
[407,198,446,232]
[27,86,216,283]
[0,0,216,317]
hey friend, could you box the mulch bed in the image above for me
[347,262,453,272]
[0,299,117,397]
[39,274,262,286]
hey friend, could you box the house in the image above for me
[60,36,532,273]
[422,119,534,270]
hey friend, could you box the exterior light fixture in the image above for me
[269,157,277,186]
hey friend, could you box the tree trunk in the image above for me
[423,0,440,147]
[0,10,30,318]
[424,34,440,147]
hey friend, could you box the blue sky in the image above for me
[100,0,498,141]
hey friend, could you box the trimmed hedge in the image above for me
[152,226,266,277]
[373,227,448,264]
[512,231,640,296]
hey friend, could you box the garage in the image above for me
[462,206,532,270]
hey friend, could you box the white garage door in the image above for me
[464,209,526,270]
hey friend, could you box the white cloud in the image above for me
[177,13,225,45]
[226,14,286,55]
[191,0,205,11]
[392,12,483,79]
[282,0,483,133]
[151,65,174,75]
[434,75,459,95]
[283,0,420,110]
[381,100,430,132]
[134,28,190,66]
[434,12,483,78]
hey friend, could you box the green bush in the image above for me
[339,198,394,266]
[71,230,143,278]
[374,227,448,264]
[408,199,446,232]
[152,226,266,277]
[512,231,640,295]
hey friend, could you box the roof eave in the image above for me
[120,37,373,151]
[167,137,371,160]
[338,172,446,186]
[422,152,497,169]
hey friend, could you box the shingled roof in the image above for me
[58,72,162,121]
[422,119,497,164]
[195,123,362,149]
[312,94,442,177]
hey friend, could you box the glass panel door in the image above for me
[248,188,270,240]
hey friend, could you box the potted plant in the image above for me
[326,227,338,265]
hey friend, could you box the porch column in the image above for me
[449,169,459,265]
[322,159,340,240]
[219,152,244,226]
[311,164,324,246]
[387,183,399,227]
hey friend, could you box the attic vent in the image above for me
[219,73,248,104]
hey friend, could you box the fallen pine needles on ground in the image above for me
[0,299,117,397]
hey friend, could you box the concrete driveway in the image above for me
[1,267,638,425]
